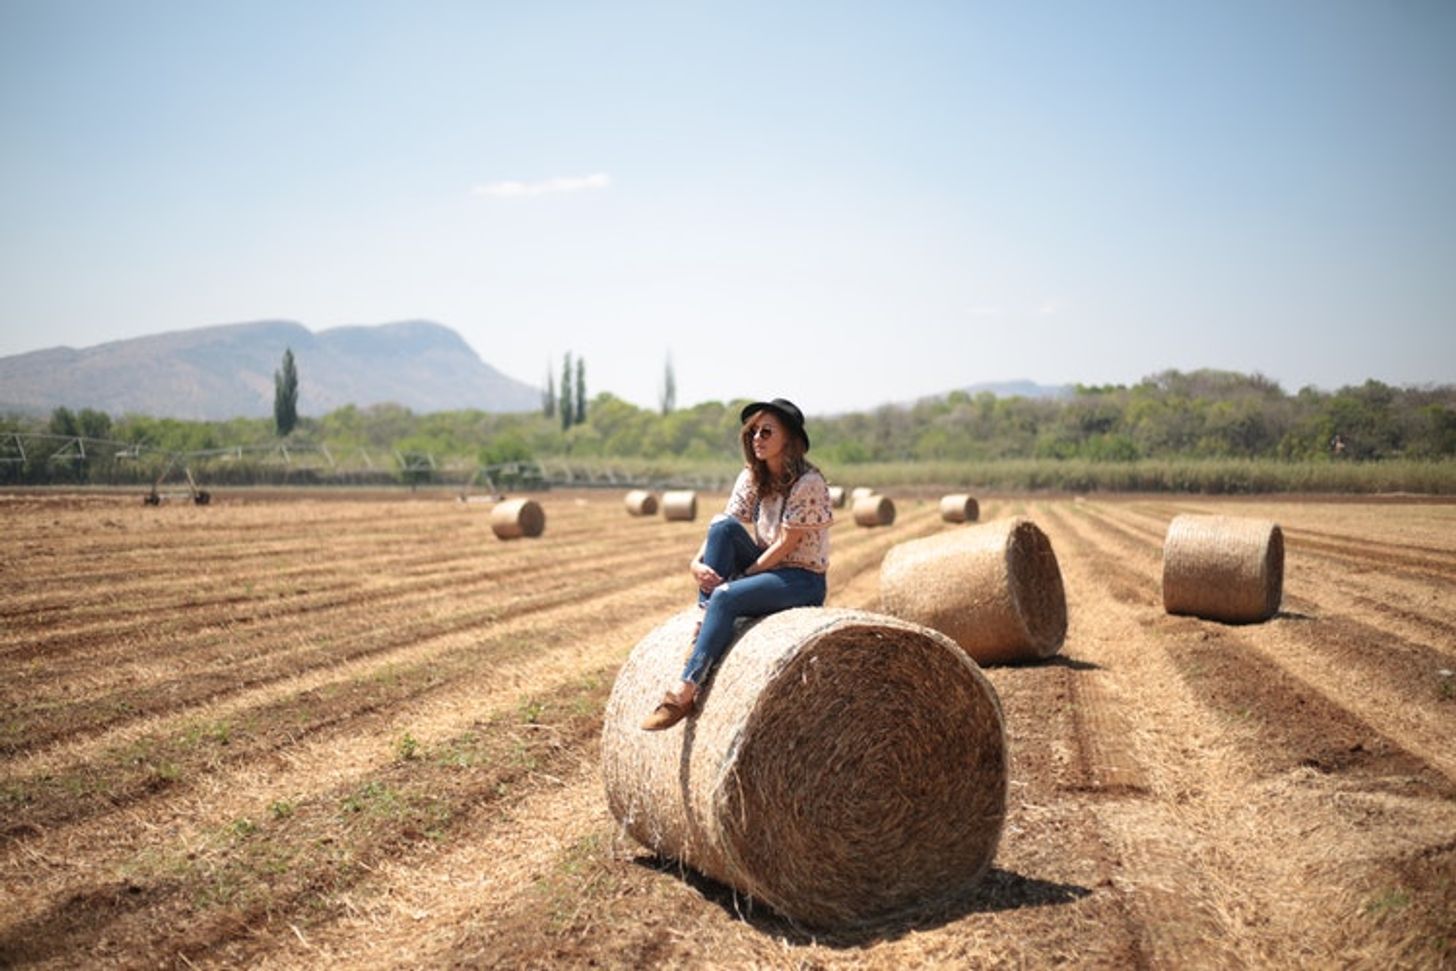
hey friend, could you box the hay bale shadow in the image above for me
[632,855,1091,947]
[1039,654,1103,672]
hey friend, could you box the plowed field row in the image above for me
[0,491,1451,969]
[1,526,702,713]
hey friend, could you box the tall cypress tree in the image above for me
[559,353,574,431]
[659,353,676,415]
[274,348,299,437]
[575,356,586,425]
[542,361,556,419]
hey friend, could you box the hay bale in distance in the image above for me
[661,490,698,522]
[850,486,876,501]
[602,607,1007,929]
[1162,514,1283,623]
[827,485,847,508]
[490,498,545,539]
[852,494,895,527]
[624,489,659,516]
[879,517,1066,664]
[939,494,980,523]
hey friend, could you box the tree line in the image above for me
[4,369,1452,487]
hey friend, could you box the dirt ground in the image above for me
[1,488,1452,969]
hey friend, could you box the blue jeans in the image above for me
[682,516,827,686]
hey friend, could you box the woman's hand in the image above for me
[690,559,724,594]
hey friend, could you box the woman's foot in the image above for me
[641,682,697,731]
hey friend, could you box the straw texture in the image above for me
[879,517,1066,664]
[624,490,659,516]
[489,498,545,539]
[827,485,847,509]
[1162,514,1284,623]
[852,494,896,527]
[602,607,1007,929]
[939,494,980,523]
[662,490,698,522]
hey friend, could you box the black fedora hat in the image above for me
[740,398,810,451]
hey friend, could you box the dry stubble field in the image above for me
[1,488,1453,969]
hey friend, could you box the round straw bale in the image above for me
[624,489,659,516]
[879,517,1066,665]
[489,497,545,539]
[602,607,1006,929]
[827,485,847,508]
[661,490,698,522]
[850,486,876,500]
[939,494,980,523]
[852,493,895,527]
[1162,514,1283,623]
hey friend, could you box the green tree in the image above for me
[660,353,676,415]
[479,431,533,466]
[274,348,299,437]
[77,408,112,441]
[575,356,586,425]
[542,361,556,419]
[45,407,86,482]
[48,406,79,438]
[559,353,574,432]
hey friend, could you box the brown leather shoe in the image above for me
[640,691,694,731]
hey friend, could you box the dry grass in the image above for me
[662,490,698,522]
[624,490,659,516]
[938,493,979,523]
[490,498,546,539]
[852,494,895,527]
[1161,513,1282,622]
[2,490,1454,968]
[602,607,1006,928]
[879,517,1067,665]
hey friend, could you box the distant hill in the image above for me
[0,320,542,419]
[957,379,1073,400]
[894,380,1072,409]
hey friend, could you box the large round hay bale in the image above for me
[624,489,659,516]
[1162,514,1283,623]
[490,498,545,539]
[879,517,1066,665]
[661,490,698,522]
[939,494,979,523]
[852,494,895,527]
[850,486,876,501]
[827,485,847,508]
[602,607,1006,929]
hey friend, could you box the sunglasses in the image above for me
[750,426,775,441]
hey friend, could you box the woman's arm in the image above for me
[742,526,805,576]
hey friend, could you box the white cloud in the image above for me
[471,173,611,198]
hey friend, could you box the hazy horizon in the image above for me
[3,2,1453,413]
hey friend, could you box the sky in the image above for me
[1,0,1453,415]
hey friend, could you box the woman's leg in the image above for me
[696,515,762,607]
[681,568,826,686]
[644,529,814,731]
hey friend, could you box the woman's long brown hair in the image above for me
[739,412,817,499]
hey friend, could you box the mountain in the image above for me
[957,380,1073,400]
[0,320,542,419]
[894,380,1072,410]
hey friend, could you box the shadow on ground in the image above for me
[632,856,1091,948]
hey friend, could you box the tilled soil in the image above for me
[0,490,1452,969]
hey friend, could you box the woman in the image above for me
[641,398,833,731]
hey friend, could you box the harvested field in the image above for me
[1,490,1453,969]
